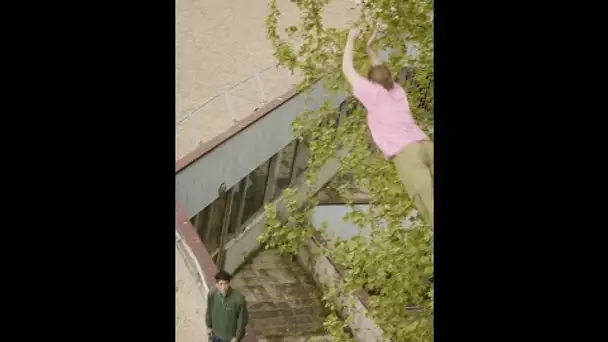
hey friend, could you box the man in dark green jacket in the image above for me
[206,270,249,342]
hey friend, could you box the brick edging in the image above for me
[176,201,260,342]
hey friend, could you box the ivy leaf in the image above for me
[263,0,433,340]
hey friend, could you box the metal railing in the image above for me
[176,65,299,159]
[176,65,296,126]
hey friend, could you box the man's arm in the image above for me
[235,297,249,341]
[366,24,383,67]
[342,28,363,86]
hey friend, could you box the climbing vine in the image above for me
[259,0,433,341]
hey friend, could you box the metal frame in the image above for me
[290,140,307,185]
[202,205,215,252]
[215,185,235,270]
[194,207,209,240]
[177,65,294,126]
[263,154,280,204]
[192,210,202,234]
[232,178,248,234]
[286,141,299,186]
[189,137,316,267]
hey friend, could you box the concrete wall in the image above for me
[310,204,419,243]
[222,152,344,274]
[311,205,371,241]
[176,203,260,342]
[221,202,390,341]
[297,239,384,342]
[176,82,347,219]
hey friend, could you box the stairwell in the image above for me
[231,249,333,341]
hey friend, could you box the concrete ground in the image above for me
[175,245,331,342]
[176,0,360,160]
[176,243,334,342]
[175,244,209,342]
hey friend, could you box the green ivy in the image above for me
[259,1,433,341]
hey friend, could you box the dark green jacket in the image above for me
[205,288,248,340]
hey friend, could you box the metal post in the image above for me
[287,141,299,185]
[193,211,202,235]
[216,183,234,269]
[286,70,293,85]
[264,154,281,203]
[223,89,235,119]
[233,179,248,233]
[202,206,216,253]
[254,73,267,103]
[290,141,303,185]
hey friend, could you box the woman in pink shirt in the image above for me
[342,27,434,228]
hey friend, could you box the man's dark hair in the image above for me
[215,270,232,282]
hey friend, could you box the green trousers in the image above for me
[393,141,434,228]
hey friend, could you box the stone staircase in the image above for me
[231,249,333,341]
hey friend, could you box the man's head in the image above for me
[215,270,232,296]
[367,65,394,91]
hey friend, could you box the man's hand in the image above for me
[366,24,379,48]
[230,338,237,342]
[207,329,212,339]
[365,23,383,67]
[347,28,360,40]
[342,27,363,85]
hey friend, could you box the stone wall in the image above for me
[297,238,384,342]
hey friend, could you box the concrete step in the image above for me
[233,249,330,339]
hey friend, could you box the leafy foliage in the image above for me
[259,1,433,341]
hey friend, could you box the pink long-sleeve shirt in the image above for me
[352,76,429,159]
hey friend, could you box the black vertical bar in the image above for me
[215,183,234,270]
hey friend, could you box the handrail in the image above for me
[176,64,290,125]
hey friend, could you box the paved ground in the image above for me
[232,249,332,341]
[176,0,360,160]
[176,244,333,341]
[175,244,209,342]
